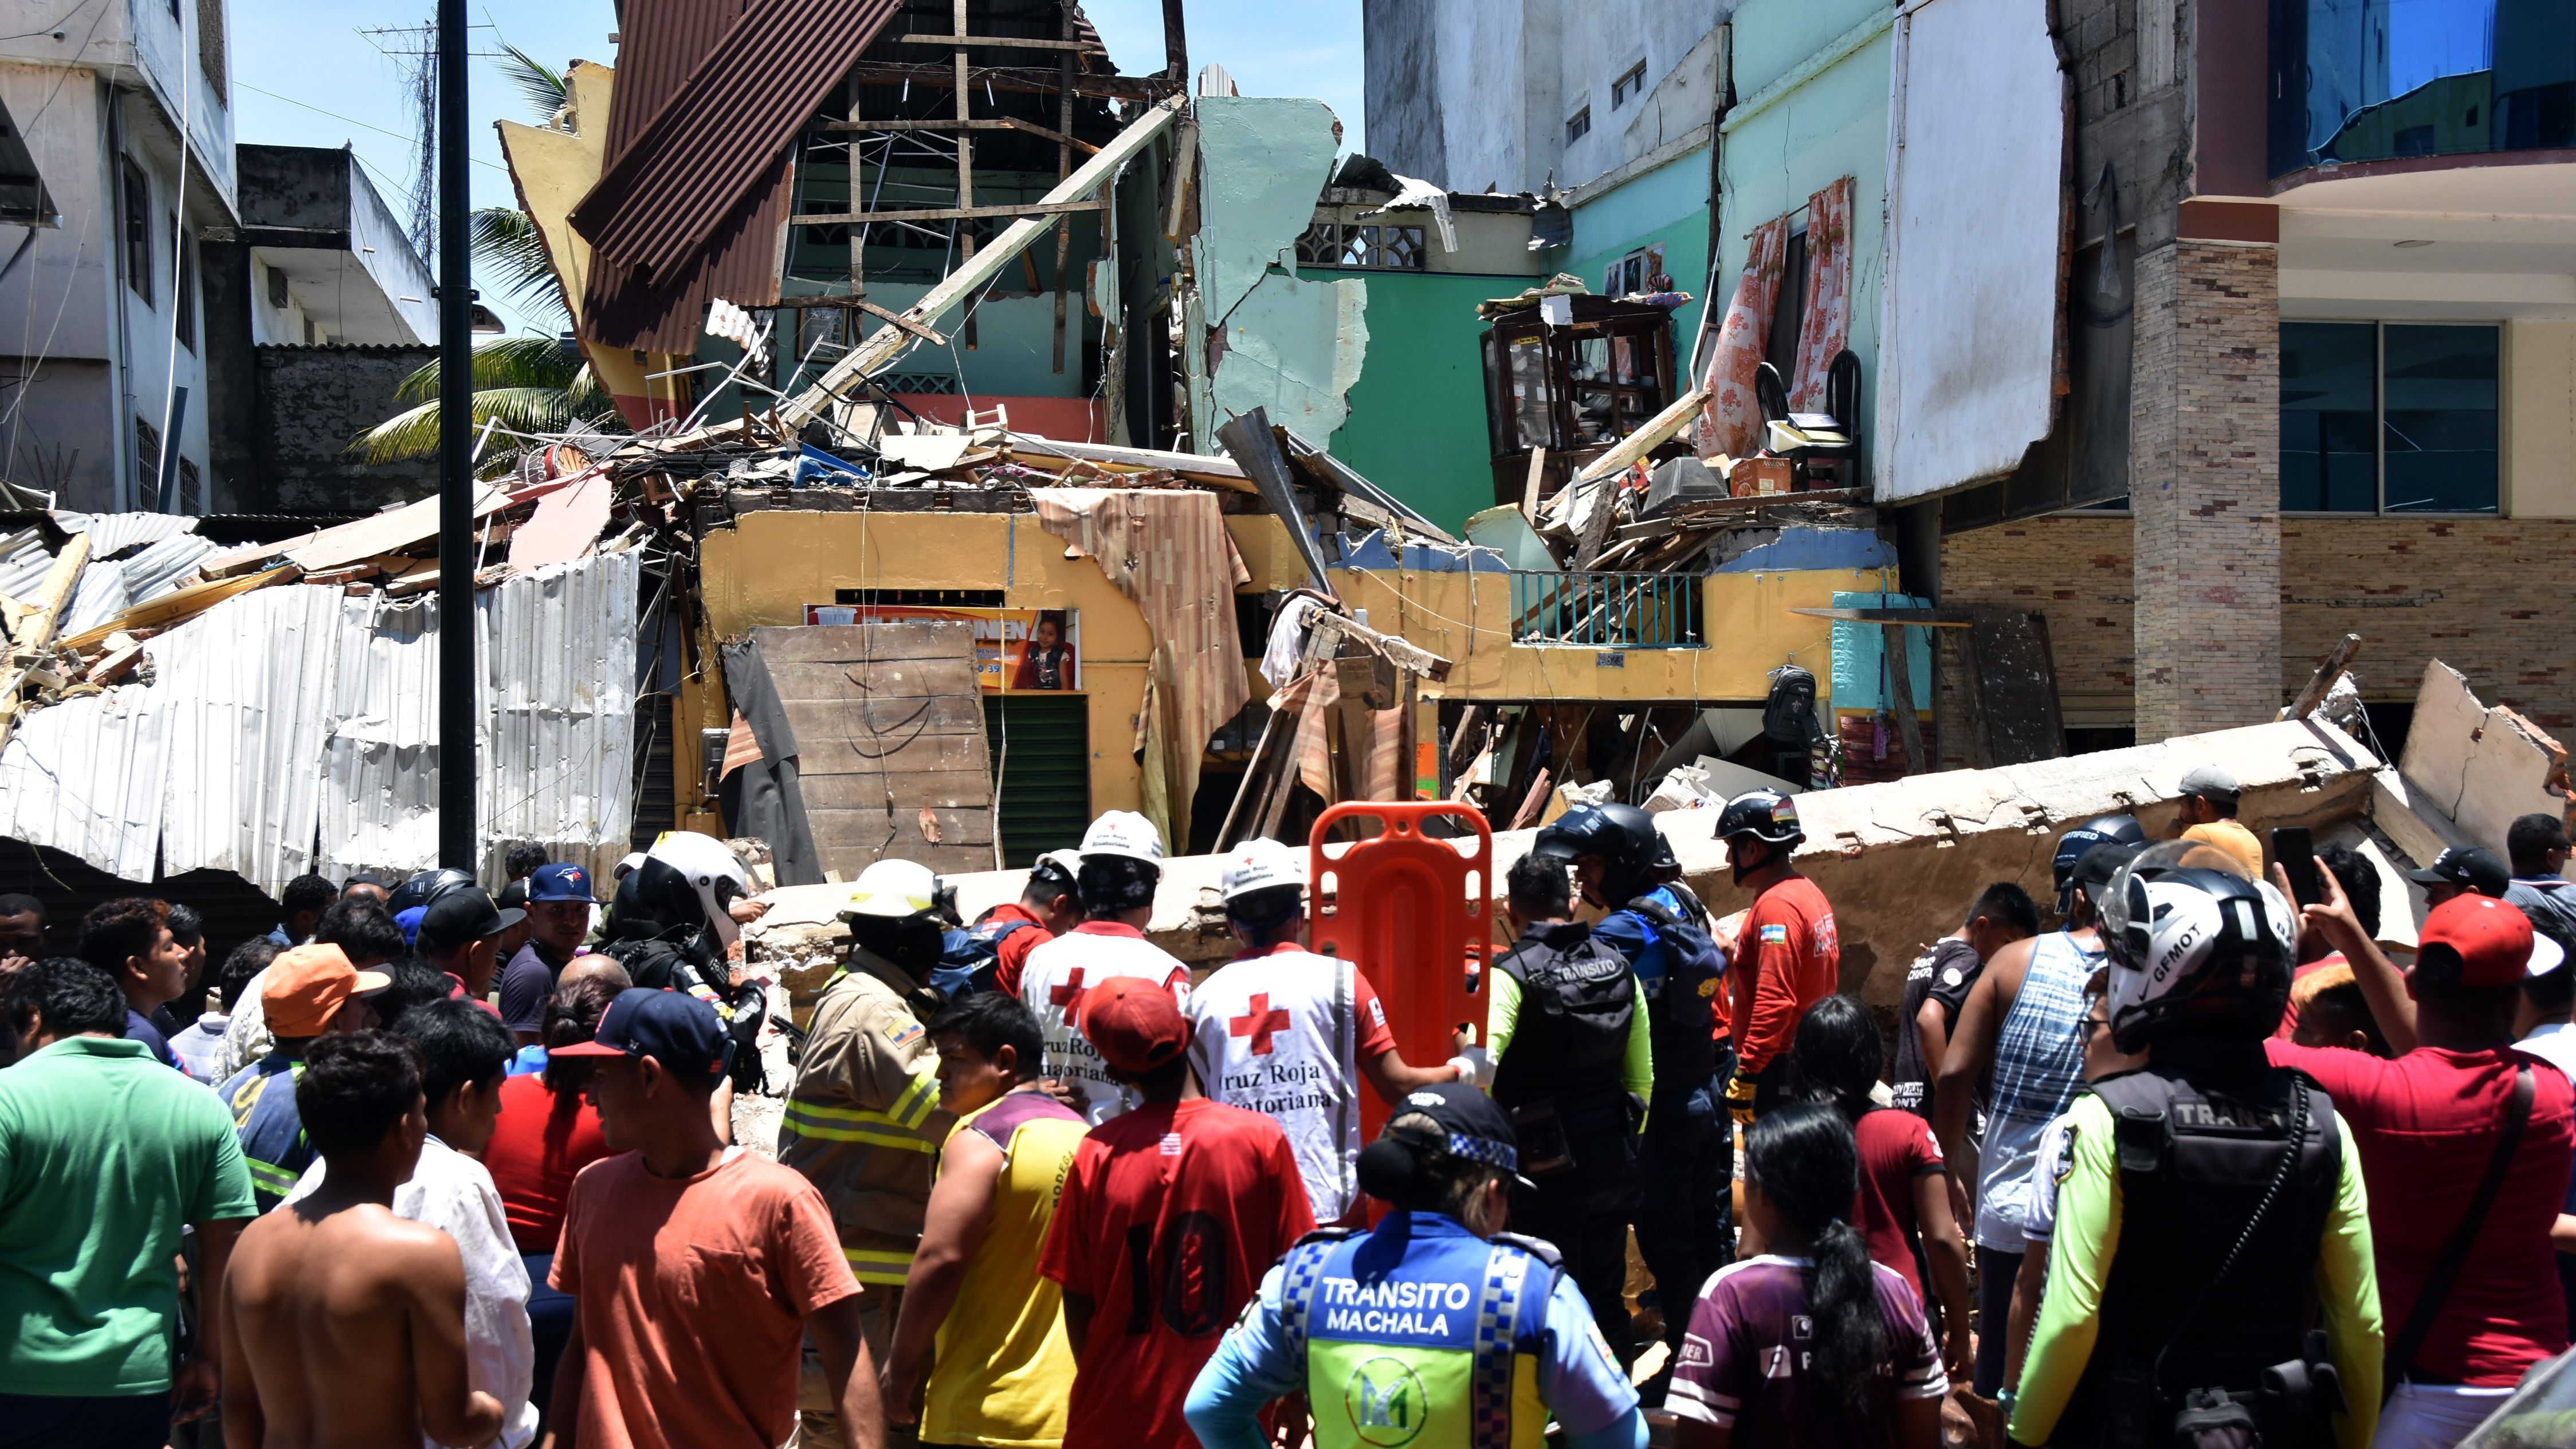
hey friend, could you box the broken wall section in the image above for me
[2398,660,2574,872]
[1190,97,1368,449]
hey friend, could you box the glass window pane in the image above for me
[2382,323,2498,513]
[1507,336,1553,451]
[2280,321,2378,512]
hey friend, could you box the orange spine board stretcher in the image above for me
[1306,802,1494,1153]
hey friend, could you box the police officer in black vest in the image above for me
[2009,842,2381,1449]
[1528,803,1729,1381]
[1482,851,1651,1365]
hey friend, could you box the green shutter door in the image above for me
[982,694,1091,867]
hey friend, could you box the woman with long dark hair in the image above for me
[1668,1103,1944,1448]
[1792,994,1974,1381]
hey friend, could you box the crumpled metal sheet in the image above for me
[0,533,53,599]
[0,685,169,880]
[319,549,639,883]
[60,560,132,637]
[148,585,346,896]
[120,533,217,602]
[55,511,199,555]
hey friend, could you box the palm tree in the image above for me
[350,42,625,471]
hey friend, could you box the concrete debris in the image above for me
[2396,660,2574,863]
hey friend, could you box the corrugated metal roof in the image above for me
[0,533,53,598]
[319,549,641,885]
[0,685,170,881]
[60,560,131,637]
[120,533,217,603]
[571,0,900,281]
[150,585,347,897]
[56,511,200,554]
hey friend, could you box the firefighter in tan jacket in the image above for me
[782,858,956,1448]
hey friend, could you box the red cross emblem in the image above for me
[1048,968,1087,1009]
[1229,992,1291,1055]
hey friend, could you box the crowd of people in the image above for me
[3,776,2575,1449]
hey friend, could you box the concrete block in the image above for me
[2397,659,2573,862]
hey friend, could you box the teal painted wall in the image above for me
[1715,0,1893,443]
[1302,266,1523,533]
[1561,151,1714,364]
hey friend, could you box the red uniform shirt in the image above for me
[1038,1097,1315,1449]
[979,902,1056,1003]
[483,1072,614,1254]
[1731,874,1840,1074]
[2271,1040,2575,1385]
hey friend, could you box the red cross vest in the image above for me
[1016,923,1191,1125]
[1187,947,1365,1224]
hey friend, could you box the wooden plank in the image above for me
[1878,622,1925,775]
[0,531,92,755]
[754,622,983,666]
[1306,609,1451,683]
[841,59,1165,101]
[1789,606,1977,628]
[58,561,305,651]
[1007,434,1248,481]
[822,117,1099,154]
[2282,632,2364,721]
[1568,386,1711,487]
[1163,119,1197,241]
[1572,478,1617,569]
[201,486,511,579]
[894,31,1094,50]
[790,199,1111,226]
[799,769,998,808]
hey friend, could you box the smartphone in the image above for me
[2273,826,2322,905]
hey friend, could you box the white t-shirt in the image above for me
[2516,1022,2576,1081]
[285,1136,538,1449]
[1187,947,1375,1224]
[1018,922,1191,1125]
[2020,1110,2080,1246]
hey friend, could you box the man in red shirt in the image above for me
[976,850,1083,1002]
[1038,976,1314,1449]
[2274,884,2575,1449]
[1715,790,1839,1124]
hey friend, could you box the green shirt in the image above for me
[1486,971,1655,1104]
[0,1035,256,1394]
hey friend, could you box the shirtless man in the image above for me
[221,1030,504,1449]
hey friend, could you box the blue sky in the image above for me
[231,0,1363,338]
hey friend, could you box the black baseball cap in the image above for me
[2407,846,2510,898]
[551,987,731,1075]
[1384,1081,1530,1183]
[417,888,524,955]
[496,879,529,912]
[2070,841,2145,901]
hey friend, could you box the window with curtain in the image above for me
[2279,320,2497,514]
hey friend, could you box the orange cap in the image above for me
[262,944,393,1038]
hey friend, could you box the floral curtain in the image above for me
[1694,217,1789,458]
[1789,176,1855,414]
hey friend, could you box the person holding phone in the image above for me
[2270,845,2384,1040]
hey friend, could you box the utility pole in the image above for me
[436,0,475,869]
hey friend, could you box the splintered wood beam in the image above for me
[1307,609,1452,683]
[2282,632,2365,721]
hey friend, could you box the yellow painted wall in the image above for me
[686,508,1856,819]
[494,61,689,418]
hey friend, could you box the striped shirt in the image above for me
[1670,1254,1946,1447]
[1976,929,2101,1249]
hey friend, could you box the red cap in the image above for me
[2417,894,2539,988]
[1078,975,1191,1074]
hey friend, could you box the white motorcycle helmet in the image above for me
[642,831,752,948]
[2100,841,2297,1051]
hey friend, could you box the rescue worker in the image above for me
[1483,850,1652,1365]
[1188,838,1470,1228]
[1529,801,1726,1369]
[971,849,1083,1001]
[779,857,959,1449]
[2010,843,2383,1449]
[1018,811,1191,1124]
[1714,789,1839,1124]
[596,831,768,1094]
[1182,1081,1648,1449]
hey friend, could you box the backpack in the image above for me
[925,913,1042,1000]
[1764,664,1823,747]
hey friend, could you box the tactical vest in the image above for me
[2057,1061,2345,1449]
[1491,924,1634,1111]
[1279,1219,1564,1449]
[1610,885,1722,1103]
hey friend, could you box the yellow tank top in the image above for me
[922,1089,1090,1448]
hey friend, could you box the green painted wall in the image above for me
[1301,266,1522,534]
[1561,151,1714,364]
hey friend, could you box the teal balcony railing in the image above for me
[1507,571,1705,648]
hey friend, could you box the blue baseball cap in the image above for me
[549,987,731,1075]
[526,862,597,904]
[394,905,427,947]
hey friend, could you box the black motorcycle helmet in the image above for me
[627,857,720,938]
[2051,814,2147,914]
[388,867,477,915]
[1531,803,1665,905]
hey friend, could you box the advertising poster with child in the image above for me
[804,604,1079,692]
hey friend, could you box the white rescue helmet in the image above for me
[1081,810,1165,865]
[2100,841,2296,1051]
[645,831,752,948]
[842,858,940,921]
[1220,838,1306,902]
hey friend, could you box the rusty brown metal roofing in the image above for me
[570,0,901,283]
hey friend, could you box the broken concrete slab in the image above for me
[746,718,2387,1020]
[2398,660,2574,869]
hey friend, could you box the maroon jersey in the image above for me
[1669,1254,1947,1449]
